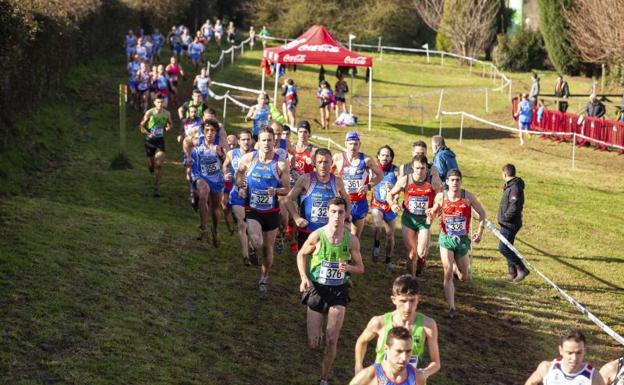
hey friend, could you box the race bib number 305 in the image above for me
[318,261,344,285]
[445,217,467,236]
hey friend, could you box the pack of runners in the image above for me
[127,31,623,385]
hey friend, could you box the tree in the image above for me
[562,0,624,66]
[537,0,579,75]
[413,0,499,58]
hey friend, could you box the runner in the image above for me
[354,275,440,381]
[221,133,240,235]
[333,131,383,239]
[188,36,205,71]
[135,62,152,112]
[143,35,154,63]
[600,357,624,385]
[180,28,192,59]
[388,154,440,276]
[184,119,225,246]
[135,37,147,63]
[167,26,183,60]
[282,78,298,127]
[426,169,485,317]
[245,93,271,142]
[297,196,364,385]
[318,80,334,130]
[289,120,318,252]
[151,28,163,62]
[269,120,294,253]
[202,19,214,45]
[153,64,172,108]
[236,127,290,291]
[525,329,605,385]
[259,25,270,49]
[285,148,351,250]
[350,326,426,385]
[138,95,173,197]
[178,89,208,121]
[193,67,212,101]
[214,19,224,46]
[369,145,399,264]
[226,21,236,46]
[223,129,255,265]
[127,54,141,108]
[249,26,256,50]
[178,105,203,206]
[202,107,228,151]
[165,56,184,106]
[125,29,137,61]
[334,74,348,119]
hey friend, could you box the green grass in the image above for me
[1,44,623,385]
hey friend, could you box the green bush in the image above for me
[493,30,547,71]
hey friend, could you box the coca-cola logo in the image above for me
[298,44,340,53]
[284,38,306,49]
[344,56,367,65]
[283,54,306,63]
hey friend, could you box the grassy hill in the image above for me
[1,44,623,385]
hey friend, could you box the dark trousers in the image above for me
[498,224,525,269]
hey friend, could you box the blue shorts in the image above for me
[200,91,209,100]
[192,177,224,194]
[228,187,246,207]
[126,47,135,55]
[173,44,182,54]
[351,199,369,221]
[128,79,137,91]
[191,53,201,62]
[371,207,397,222]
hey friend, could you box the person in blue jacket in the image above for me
[431,135,458,187]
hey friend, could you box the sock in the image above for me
[374,240,380,248]
[385,256,391,264]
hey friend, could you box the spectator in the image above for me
[529,73,540,104]
[554,75,570,113]
[618,93,624,122]
[584,93,605,118]
[431,135,458,183]
[497,164,529,282]
[537,99,545,124]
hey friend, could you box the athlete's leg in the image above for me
[232,205,249,258]
[260,228,277,279]
[351,218,365,239]
[402,226,419,276]
[247,218,264,251]
[146,155,156,173]
[306,307,324,349]
[371,209,383,261]
[222,196,234,234]
[440,247,457,310]
[209,192,221,247]
[321,305,346,380]
[455,252,469,282]
[154,150,166,188]
[196,180,210,234]
[383,218,396,263]
[416,228,431,262]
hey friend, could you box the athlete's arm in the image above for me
[177,103,186,120]
[354,316,383,374]
[245,106,255,122]
[388,175,407,212]
[276,159,290,196]
[349,365,376,385]
[139,110,151,136]
[524,361,551,385]
[335,177,352,221]
[599,359,619,385]
[398,163,405,177]
[466,191,486,243]
[165,111,173,132]
[297,231,320,292]
[344,234,364,274]
[426,192,443,220]
[421,317,441,380]
[235,153,253,199]
[593,370,607,385]
[332,153,342,176]
[430,167,443,193]
[366,157,384,187]
[284,174,309,227]
[182,136,195,162]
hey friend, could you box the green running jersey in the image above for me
[148,109,169,137]
[375,312,425,367]
[309,228,350,286]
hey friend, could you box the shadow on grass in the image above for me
[386,122,516,141]
[516,238,624,292]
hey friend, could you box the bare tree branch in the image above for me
[412,0,444,31]
[562,0,624,65]
[439,0,499,58]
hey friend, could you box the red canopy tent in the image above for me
[262,25,374,130]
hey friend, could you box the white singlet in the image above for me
[544,358,595,385]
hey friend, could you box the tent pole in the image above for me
[368,66,373,131]
[261,66,266,92]
[349,68,354,114]
[273,63,280,102]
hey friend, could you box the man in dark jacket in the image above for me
[497,164,529,282]
[431,135,458,184]
[583,94,606,118]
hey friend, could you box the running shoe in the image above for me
[372,246,380,262]
[242,255,251,267]
[289,242,298,253]
[259,282,268,293]
[448,308,458,319]
[416,257,427,276]
[385,262,400,273]
[318,379,330,385]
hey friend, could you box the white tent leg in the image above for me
[368,66,373,131]
[261,68,266,92]
[273,63,280,102]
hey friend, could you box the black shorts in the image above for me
[297,230,311,249]
[319,101,331,108]
[301,282,350,314]
[335,96,346,103]
[145,137,165,157]
[245,209,281,232]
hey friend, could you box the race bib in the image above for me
[250,190,274,209]
[345,178,363,194]
[408,196,428,216]
[310,201,328,223]
[318,261,345,285]
[200,159,219,175]
[379,182,392,202]
[151,125,164,137]
[445,217,467,236]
